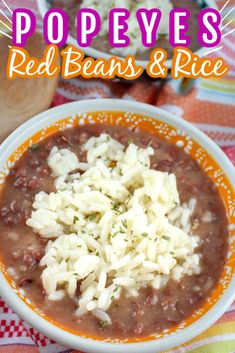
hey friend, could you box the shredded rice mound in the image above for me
[27,133,200,322]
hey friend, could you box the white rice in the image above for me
[27,133,200,324]
[80,0,173,56]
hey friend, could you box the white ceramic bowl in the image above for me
[37,0,218,69]
[0,99,235,353]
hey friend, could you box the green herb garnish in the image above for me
[99,320,109,329]
[29,144,39,152]
[162,236,170,241]
[73,216,79,224]
[89,213,98,222]
[142,232,148,238]
[121,220,127,229]
[112,202,121,213]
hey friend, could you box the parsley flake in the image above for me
[121,220,127,229]
[73,216,79,224]
[99,320,109,329]
[162,236,170,241]
[142,232,148,238]
[29,144,39,152]
[112,202,122,213]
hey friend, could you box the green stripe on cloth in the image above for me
[182,340,235,353]
[200,82,235,94]
[198,322,235,336]
[164,338,235,353]
[164,323,235,353]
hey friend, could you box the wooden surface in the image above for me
[0,32,59,143]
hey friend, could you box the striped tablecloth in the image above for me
[0,1,235,352]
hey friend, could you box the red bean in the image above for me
[44,140,55,152]
[140,137,151,146]
[151,141,160,149]
[2,215,16,226]
[178,159,192,169]
[152,163,158,170]
[39,237,49,246]
[19,278,33,287]
[157,160,172,173]
[27,179,40,191]
[197,275,210,284]
[10,201,21,213]
[144,291,158,307]
[20,210,31,223]
[12,249,22,259]
[141,138,160,149]
[128,127,139,133]
[37,151,48,159]
[23,250,42,268]
[0,205,20,225]
[167,319,180,325]
[73,132,89,144]
[77,152,87,163]
[32,250,43,262]
[113,132,125,141]
[37,165,51,177]
[163,287,173,296]
[17,167,28,177]
[9,168,18,177]
[23,254,35,266]
[161,298,176,311]
[180,176,199,194]
[29,159,41,168]
[132,302,144,317]
[180,175,187,184]
[168,146,178,160]
[134,323,144,335]
[14,176,28,189]
[57,135,72,147]
[0,206,10,218]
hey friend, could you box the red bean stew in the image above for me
[0,124,228,339]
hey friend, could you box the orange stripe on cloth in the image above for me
[157,85,235,128]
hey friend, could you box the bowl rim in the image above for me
[36,0,218,69]
[0,99,235,353]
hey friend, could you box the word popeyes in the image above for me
[13,7,221,49]
[7,46,229,81]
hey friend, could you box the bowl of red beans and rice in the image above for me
[0,99,234,353]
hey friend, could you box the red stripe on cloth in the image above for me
[0,346,38,353]
[217,312,235,323]
[223,146,235,166]
[50,93,73,107]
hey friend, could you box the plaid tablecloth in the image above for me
[0,0,235,352]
